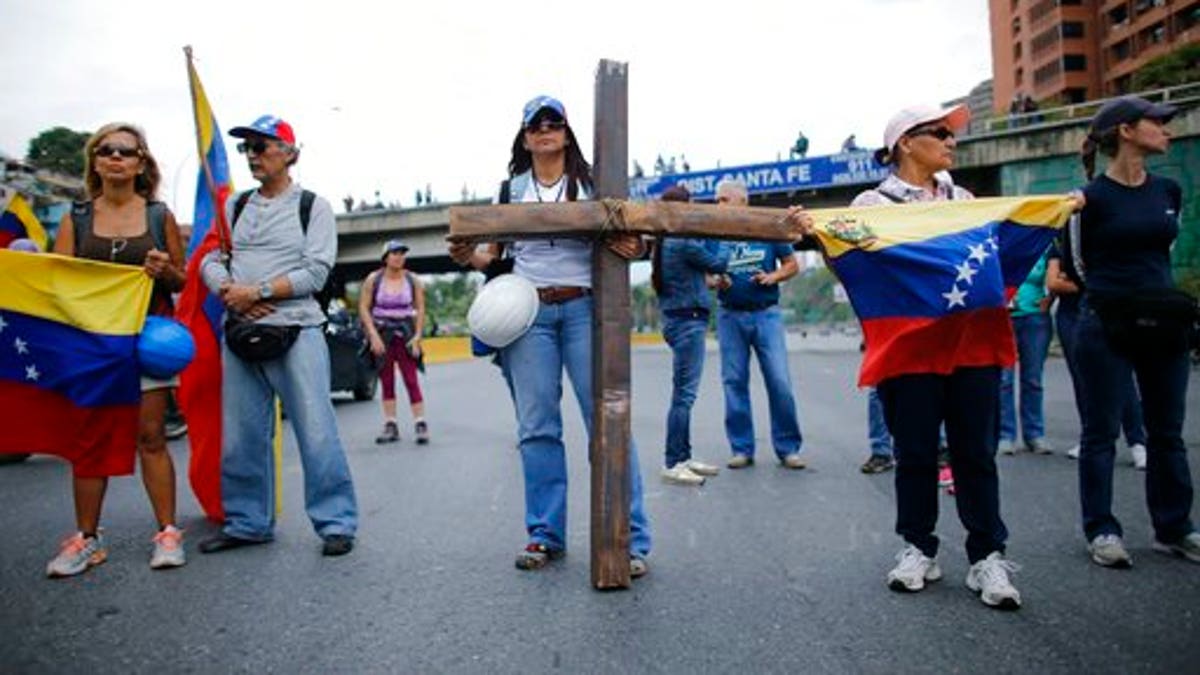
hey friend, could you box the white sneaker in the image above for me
[661,463,705,486]
[1088,534,1132,568]
[1152,531,1200,564]
[998,439,1017,455]
[150,525,186,569]
[1066,445,1080,460]
[886,544,942,592]
[1129,443,1147,471]
[685,459,720,477]
[966,552,1022,610]
[46,532,107,578]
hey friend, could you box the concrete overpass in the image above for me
[332,92,1199,289]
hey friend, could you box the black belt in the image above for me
[663,307,709,320]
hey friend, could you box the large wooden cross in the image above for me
[449,60,802,589]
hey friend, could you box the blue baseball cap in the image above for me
[229,114,297,145]
[522,96,567,125]
[1089,96,1176,138]
[381,239,409,260]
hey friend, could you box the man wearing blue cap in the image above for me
[198,114,358,557]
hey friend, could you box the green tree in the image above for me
[26,126,91,177]
[1132,43,1200,91]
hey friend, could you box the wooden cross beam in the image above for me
[448,60,802,590]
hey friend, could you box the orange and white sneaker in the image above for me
[150,525,186,569]
[46,532,107,578]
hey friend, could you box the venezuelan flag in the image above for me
[175,48,233,522]
[0,250,152,475]
[0,191,48,251]
[811,196,1073,387]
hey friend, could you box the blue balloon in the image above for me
[138,317,196,379]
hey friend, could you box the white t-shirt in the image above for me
[508,175,593,288]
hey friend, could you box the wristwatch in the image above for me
[258,281,274,300]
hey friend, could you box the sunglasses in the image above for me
[94,145,141,159]
[525,120,567,134]
[907,127,956,142]
[236,139,275,155]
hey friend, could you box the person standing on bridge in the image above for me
[1071,96,1198,567]
[652,184,729,486]
[712,178,808,471]
[843,103,1024,609]
[449,95,652,575]
[360,239,428,445]
[197,114,358,558]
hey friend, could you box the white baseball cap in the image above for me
[878,103,970,163]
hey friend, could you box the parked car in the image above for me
[325,303,379,401]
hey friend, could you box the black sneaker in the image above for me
[375,421,399,444]
[198,533,268,554]
[415,420,430,445]
[322,534,355,557]
[515,543,564,570]
[860,455,895,474]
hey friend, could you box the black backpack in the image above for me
[72,200,168,253]
[231,189,336,311]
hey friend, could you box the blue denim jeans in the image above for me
[716,306,802,459]
[1000,313,1052,443]
[503,295,652,557]
[868,387,893,458]
[1057,298,1146,446]
[1073,302,1193,542]
[662,314,708,468]
[220,327,358,540]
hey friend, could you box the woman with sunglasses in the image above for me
[449,95,652,576]
[48,123,187,576]
[846,104,1023,609]
[1070,96,1198,568]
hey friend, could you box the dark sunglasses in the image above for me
[525,119,567,134]
[94,145,141,159]
[907,127,956,141]
[236,139,274,155]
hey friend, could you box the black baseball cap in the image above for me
[1089,96,1177,138]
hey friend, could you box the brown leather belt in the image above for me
[537,286,591,305]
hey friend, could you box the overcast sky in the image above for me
[0,0,992,222]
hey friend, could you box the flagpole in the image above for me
[183,45,232,260]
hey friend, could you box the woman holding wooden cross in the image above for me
[449,95,652,576]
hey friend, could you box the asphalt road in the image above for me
[2,337,1198,674]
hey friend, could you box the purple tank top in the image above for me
[372,272,415,321]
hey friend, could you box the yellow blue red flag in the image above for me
[810,196,1073,386]
[0,191,49,251]
[0,250,152,474]
[175,47,233,522]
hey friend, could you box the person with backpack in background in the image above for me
[197,114,358,558]
[47,122,188,576]
[360,239,428,445]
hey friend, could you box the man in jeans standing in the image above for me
[654,185,730,486]
[712,178,808,470]
[198,114,358,557]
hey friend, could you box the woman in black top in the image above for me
[1073,96,1197,567]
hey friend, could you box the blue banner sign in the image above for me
[629,152,889,202]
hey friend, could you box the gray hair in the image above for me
[715,177,748,200]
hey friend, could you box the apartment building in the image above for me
[990,0,1199,112]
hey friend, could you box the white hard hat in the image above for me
[467,274,540,348]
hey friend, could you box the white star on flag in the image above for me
[985,236,999,251]
[14,337,28,354]
[25,364,40,381]
[0,315,7,333]
[967,243,989,263]
[943,285,968,309]
[955,261,978,285]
